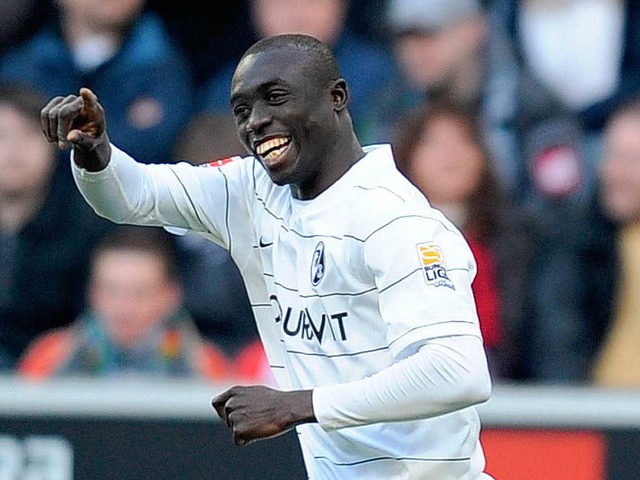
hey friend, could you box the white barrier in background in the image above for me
[1,376,640,428]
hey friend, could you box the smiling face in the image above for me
[230,43,343,195]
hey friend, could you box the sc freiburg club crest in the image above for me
[310,241,325,286]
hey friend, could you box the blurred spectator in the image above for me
[520,193,616,383]
[0,0,194,165]
[497,0,640,162]
[393,101,539,380]
[121,0,389,87]
[197,0,398,143]
[18,226,231,380]
[0,81,114,371]
[592,99,640,387]
[380,1,606,384]
[520,164,619,383]
[376,0,586,206]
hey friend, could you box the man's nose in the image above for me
[246,103,272,133]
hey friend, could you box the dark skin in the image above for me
[40,44,365,445]
[231,45,364,199]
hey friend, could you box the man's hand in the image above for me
[40,87,111,171]
[212,385,316,446]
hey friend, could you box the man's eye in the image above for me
[233,105,249,117]
[267,91,287,103]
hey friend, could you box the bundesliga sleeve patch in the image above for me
[416,242,455,290]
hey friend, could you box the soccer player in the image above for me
[41,34,493,479]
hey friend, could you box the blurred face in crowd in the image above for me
[89,249,182,349]
[393,16,485,91]
[56,0,146,30]
[600,112,640,224]
[251,0,346,45]
[0,103,54,199]
[406,112,485,205]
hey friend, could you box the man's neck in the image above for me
[291,133,364,200]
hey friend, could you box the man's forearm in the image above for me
[312,335,491,430]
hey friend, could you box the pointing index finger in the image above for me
[79,87,98,112]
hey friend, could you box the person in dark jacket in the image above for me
[0,0,194,166]
[377,0,588,207]
[0,81,114,369]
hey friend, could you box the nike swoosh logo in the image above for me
[259,238,273,248]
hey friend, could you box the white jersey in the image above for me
[73,143,490,479]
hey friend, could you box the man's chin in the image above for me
[260,147,300,186]
[264,164,294,186]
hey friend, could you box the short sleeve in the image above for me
[364,214,483,358]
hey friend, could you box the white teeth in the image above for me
[256,137,289,155]
[263,144,289,163]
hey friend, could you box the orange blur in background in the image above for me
[482,429,606,480]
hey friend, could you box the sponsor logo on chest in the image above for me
[270,294,349,344]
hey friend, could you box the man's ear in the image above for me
[330,79,349,112]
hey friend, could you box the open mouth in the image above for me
[255,136,292,166]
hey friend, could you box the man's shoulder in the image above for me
[201,155,246,168]
[192,152,254,171]
[343,145,442,237]
[195,153,284,199]
[350,143,423,205]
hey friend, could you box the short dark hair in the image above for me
[240,33,343,87]
[91,226,181,281]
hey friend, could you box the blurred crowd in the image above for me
[1,0,639,387]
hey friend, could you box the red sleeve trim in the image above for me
[206,156,236,167]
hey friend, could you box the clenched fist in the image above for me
[212,385,315,446]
